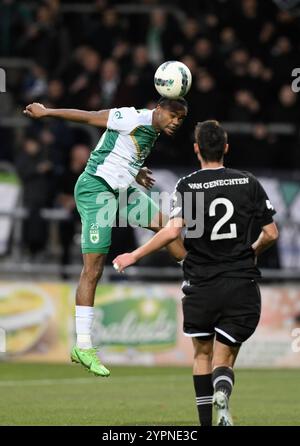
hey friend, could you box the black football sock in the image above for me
[212,366,234,398]
[193,374,213,426]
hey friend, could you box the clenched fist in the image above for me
[23,103,48,119]
[112,253,137,273]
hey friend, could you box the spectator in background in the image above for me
[226,48,250,91]
[99,58,120,108]
[46,78,65,108]
[247,58,271,104]
[112,40,132,75]
[21,64,48,104]
[190,71,224,121]
[249,123,281,168]
[228,89,261,122]
[193,37,219,74]
[276,9,299,42]
[202,13,219,41]
[16,136,53,259]
[87,8,124,58]
[57,144,90,279]
[270,36,297,87]
[270,85,299,170]
[127,45,155,106]
[219,27,240,58]
[26,119,74,177]
[146,9,166,64]
[19,2,70,75]
[180,55,198,77]
[38,126,66,176]
[258,21,276,57]
[146,8,174,64]
[235,0,263,53]
[174,17,199,58]
[68,47,101,109]
[0,0,32,56]
[82,57,121,110]
[270,84,299,124]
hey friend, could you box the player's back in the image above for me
[175,167,275,282]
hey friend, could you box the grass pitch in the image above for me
[0,363,299,426]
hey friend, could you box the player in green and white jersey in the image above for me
[24,97,188,376]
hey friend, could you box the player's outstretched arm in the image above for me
[113,217,184,272]
[23,102,110,127]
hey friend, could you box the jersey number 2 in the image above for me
[209,198,237,240]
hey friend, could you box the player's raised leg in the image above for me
[212,340,240,426]
[192,337,214,426]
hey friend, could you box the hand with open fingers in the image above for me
[136,167,155,190]
[23,102,47,119]
[113,253,137,273]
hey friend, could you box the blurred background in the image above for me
[0,0,300,370]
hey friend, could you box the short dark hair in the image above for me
[158,96,188,112]
[194,120,227,162]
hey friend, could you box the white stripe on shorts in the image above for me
[183,332,214,337]
[215,327,237,343]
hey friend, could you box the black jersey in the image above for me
[171,167,276,282]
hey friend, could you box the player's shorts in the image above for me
[74,171,160,254]
[181,277,261,346]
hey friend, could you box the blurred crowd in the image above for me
[0,0,298,268]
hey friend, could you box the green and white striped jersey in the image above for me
[85,107,160,189]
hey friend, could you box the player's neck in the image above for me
[151,109,161,131]
[200,161,224,170]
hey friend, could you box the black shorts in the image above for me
[182,277,261,346]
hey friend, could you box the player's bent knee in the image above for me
[192,337,214,357]
[194,351,213,363]
[212,339,240,368]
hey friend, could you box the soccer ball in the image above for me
[154,61,192,99]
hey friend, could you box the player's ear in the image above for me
[194,143,199,155]
[224,144,229,155]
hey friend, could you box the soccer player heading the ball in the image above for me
[113,120,279,425]
[23,97,188,377]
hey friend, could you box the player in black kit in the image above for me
[113,120,279,426]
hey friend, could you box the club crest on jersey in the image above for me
[90,223,99,244]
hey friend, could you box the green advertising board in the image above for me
[93,285,177,349]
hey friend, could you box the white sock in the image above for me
[75,305,94,349]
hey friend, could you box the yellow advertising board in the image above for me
[0,281,299,367]
[0,282,72,362]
